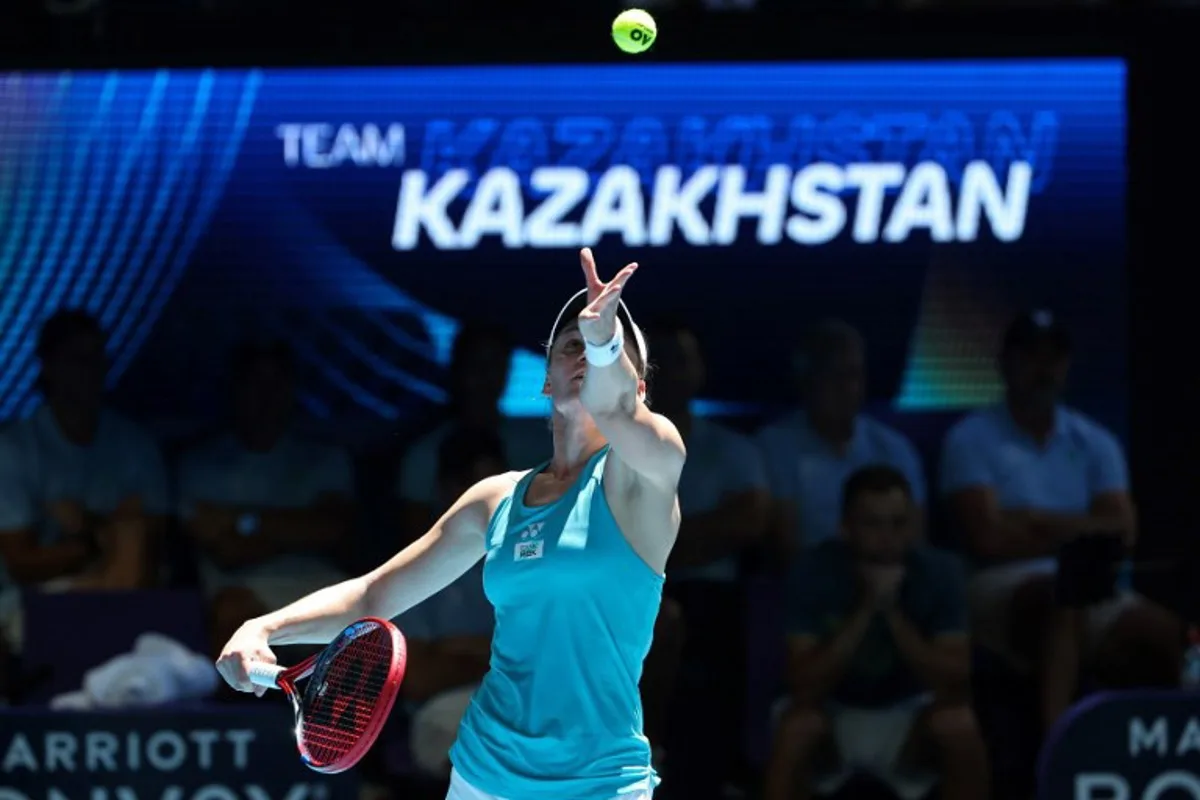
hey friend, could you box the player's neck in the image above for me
[548,412,607,479]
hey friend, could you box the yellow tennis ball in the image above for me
[612,9,657,55]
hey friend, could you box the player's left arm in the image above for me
[576,248,686,494]
[581,361,685,493]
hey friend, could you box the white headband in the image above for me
[547,288,649,367]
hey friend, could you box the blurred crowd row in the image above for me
[0,307,1190,800]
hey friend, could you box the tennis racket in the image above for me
[247,617,406,774]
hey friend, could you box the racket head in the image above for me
[282,617,407,774]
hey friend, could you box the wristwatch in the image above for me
[236,512,260,537]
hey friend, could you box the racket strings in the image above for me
[300,625,395,764]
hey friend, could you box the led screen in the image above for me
[0,61,1126,429]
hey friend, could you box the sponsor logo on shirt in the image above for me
[514,521,546,561]
[515,539,544,561]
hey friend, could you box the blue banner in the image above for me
[1039,691,1200,799]
[0,61,1126,427]
[0,707,359,800]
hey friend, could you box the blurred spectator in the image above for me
[644,317,769,799]
[757,319,926,559]
[765,466,986,800]
[177,340,355,658]
[393,323,547,545]
[0,310,170,650]
[397,426,500,778]
[940,310,1182,732]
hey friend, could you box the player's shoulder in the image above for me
[598,412,685,496]
[465,470,528,506]
[648,409,687,457]
[439,470,527,542]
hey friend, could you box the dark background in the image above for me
[2,2,1191,570]
[0,6,1196,800]
[0,60,1127,428]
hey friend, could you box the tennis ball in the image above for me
[612,9,657,55]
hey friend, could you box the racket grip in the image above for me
[246,661,284,689]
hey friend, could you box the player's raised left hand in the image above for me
[577,247,637,346]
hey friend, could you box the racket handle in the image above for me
[247,661,284,689]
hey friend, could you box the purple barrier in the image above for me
[22,589,208,704]
[0,706,359,800]
[1037,690,1200,800]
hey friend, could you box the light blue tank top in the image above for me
[450,447,664,799]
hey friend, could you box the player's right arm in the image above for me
[216,473,513,693]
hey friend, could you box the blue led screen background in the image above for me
[0,61,1126,434]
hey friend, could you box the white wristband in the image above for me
[585,321,625,367]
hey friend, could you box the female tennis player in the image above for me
[216,248,685,800]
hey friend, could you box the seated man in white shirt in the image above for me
[0,310,171,650]
[177,341,356,658]
[940,311,1182,731]
[397,425,501,778]
[757,319,927,558]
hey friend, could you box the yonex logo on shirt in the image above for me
[519,522,544,540]
[514,522,546,560]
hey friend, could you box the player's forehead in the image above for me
[551,321,583,347]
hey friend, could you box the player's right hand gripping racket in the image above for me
[247,617,406,774]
